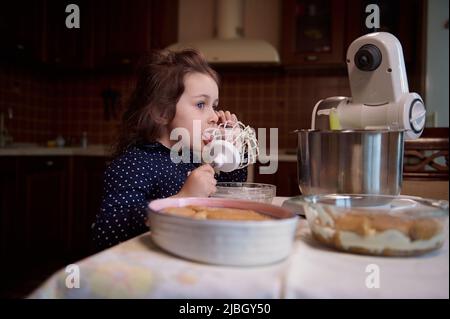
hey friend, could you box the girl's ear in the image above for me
[149,108,170,125]
[154,114,170,125]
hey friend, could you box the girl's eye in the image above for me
[196,102,206,109]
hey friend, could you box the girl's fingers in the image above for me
[216,110,239,126]
[216,110,226,123]
[209,185,217,195]
[199,163,215,175]
[208,181,216,189]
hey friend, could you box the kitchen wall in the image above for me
[0,65,350,149]
[219,71,350,148]
[0,67,54,143]
[426,0,449,127]
[0,68,130,146]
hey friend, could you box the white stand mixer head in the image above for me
[312,32,426,140]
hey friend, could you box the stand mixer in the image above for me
[312,32,426,140]
[285,32,425,214]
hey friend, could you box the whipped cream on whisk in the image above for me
[202,121,259,172]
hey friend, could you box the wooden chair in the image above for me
[402,128,449,200]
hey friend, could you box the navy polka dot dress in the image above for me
[92,142,247,250]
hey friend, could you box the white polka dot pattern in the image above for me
[92,142,247,249]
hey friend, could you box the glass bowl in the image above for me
[302,194,449,256]
[210,182,276,203]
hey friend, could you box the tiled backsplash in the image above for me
[0,68,54,143]
[0,66,350,149]
[220,71,350,148]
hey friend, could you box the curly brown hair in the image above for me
[114,49,219,157]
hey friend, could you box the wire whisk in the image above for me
[202,121,259,172]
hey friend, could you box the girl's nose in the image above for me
[208,108,219,125]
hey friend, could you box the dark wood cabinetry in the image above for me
[90,0,153,68]
[70,157,107,259]
[0,158,19,263]
[18,157,69,258]
[43,0,92,68]
[0,155,107,297]
[254,161,300,197]
[0,1,45,64]
[345,0,424,65]
[282,0,346,66]
[89,0,178,68]
[281,0,425,83]
[0,0,178,69]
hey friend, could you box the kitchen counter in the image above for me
[29,197,449,299]
[0,145,297,161]
[0,145,112,157]
[258,152,296,162]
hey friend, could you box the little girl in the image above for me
[92,49,247,249]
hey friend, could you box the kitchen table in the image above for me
[29,197,449,299]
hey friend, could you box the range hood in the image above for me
[166,0,280,64]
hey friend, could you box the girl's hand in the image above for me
[216,110,238,126]
[176,164,217,197]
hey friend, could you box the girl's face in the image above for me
[169,72,219,150]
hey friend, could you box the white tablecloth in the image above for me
[29,197,449,299]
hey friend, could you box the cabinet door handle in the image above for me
[46,160,54,167]
[305,55,318,61]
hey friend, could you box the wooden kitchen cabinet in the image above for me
[17,157,69,259]
[345,0,424,66]
[42,0,92,68]
[44,0,166,69]
[254,161,300,197]
[90,0,153,68]
[0,1,45,64]
[1,0,178,69]
[282,0,346,66]
[1,156,69,264]
[1,0,90,67]
[0,156,108,275]
[0,155,109,297]
[0,155,70,297]
[281,0,425,76]
[90,0,178,68]
[70,157,108,259]
[0,158,19,263]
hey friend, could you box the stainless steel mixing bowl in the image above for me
[297,129,404,195]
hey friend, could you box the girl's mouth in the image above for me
[202,128,215,145]
[202,133,213,145]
